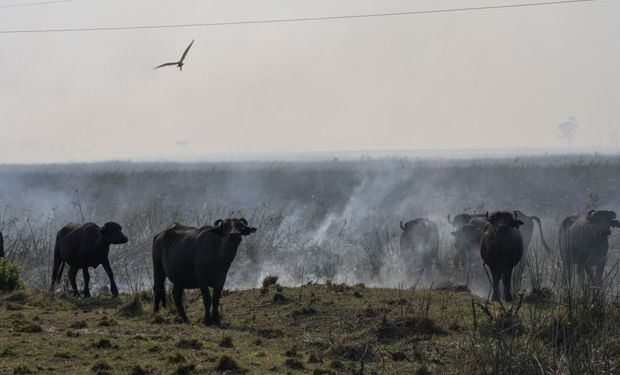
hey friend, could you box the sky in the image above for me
[0,0,618,163]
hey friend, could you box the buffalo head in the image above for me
[447,214,474,227]
[212,218,257,237]
[586,210,619,236]
[485,211,524,233]
[100,222,128,244]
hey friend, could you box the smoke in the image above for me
[1,154,620,294]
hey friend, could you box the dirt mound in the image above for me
[376,316,445,343]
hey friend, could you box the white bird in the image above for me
[154,40,194,71]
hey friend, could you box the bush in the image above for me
[0,258,23,293]
[117,295,143,317]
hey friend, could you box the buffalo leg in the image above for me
[153,286,165,313]
[82,267,91,297]
[490,268,501,302]
[595,262,605,288]
[68,266,79,296]
[212,287,223,325]
[200,287,213,325]
[503,267,514,302]
[576,263,586,290]
[172,285,189,323]
[101,259,119,297]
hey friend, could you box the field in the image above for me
[2,154,620,292]
[2,155,620,374]
[1,281,619,374]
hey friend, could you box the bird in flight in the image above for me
[154,40,194,71]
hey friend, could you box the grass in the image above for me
[2,282,615,374]
[0,284,477,374]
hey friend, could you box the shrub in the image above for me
[215,355,244,372]
[0,258,23,293]
[261,275,279,288]
[117,295,143,317]
[219,336,234,348]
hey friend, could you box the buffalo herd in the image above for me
[0,206,605,324]
[45,218,256,323]
[401,209,620,301]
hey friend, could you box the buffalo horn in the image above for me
[240,218,248,225]
[513,211,519,219]
[587,210,596,218]
[400,220,406,230]
[214,219,223,227]
[447,215,454,225]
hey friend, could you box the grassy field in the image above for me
[0,283,486,375]
[2,280,617,375]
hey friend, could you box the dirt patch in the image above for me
[376,316,445,343]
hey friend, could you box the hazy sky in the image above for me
[0,0,618,163]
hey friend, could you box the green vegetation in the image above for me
[0,283,618,374]
[0,258,23,293]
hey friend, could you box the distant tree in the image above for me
[558,116,578,146]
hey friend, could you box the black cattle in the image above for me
[399,218,440,271]
[450,211,550,279]
[50,222,128,297]
[451,218,487,269]
[559,210,620,287]
[480,211,524,302]
[0,230,4,258]
[152,218,256,325]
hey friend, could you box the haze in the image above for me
[0,0,618,164]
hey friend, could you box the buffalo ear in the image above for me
[513,219,524,227]
[611,219,620,228]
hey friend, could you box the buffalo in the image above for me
[449,211,551,281]
[559,210,620,287]
[480,211,524,302]
[152,218,256,325]
[50,222,128,297]
[400,218,440,272]
[0,230,4,258]
[450,217,488,270]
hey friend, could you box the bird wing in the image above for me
[179,39,194,63]
[154,62,178,69]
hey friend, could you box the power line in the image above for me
[0,0,598,35]
[0,0,82,9]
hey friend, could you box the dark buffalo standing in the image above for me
[559,210,620,287]
[449,211,551,279]
[450,217,488,269]
[0,230,4,258]
[399,218,440,271]
[152,218,256,325]
[480,211,524,302]
[50,222,128,297]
